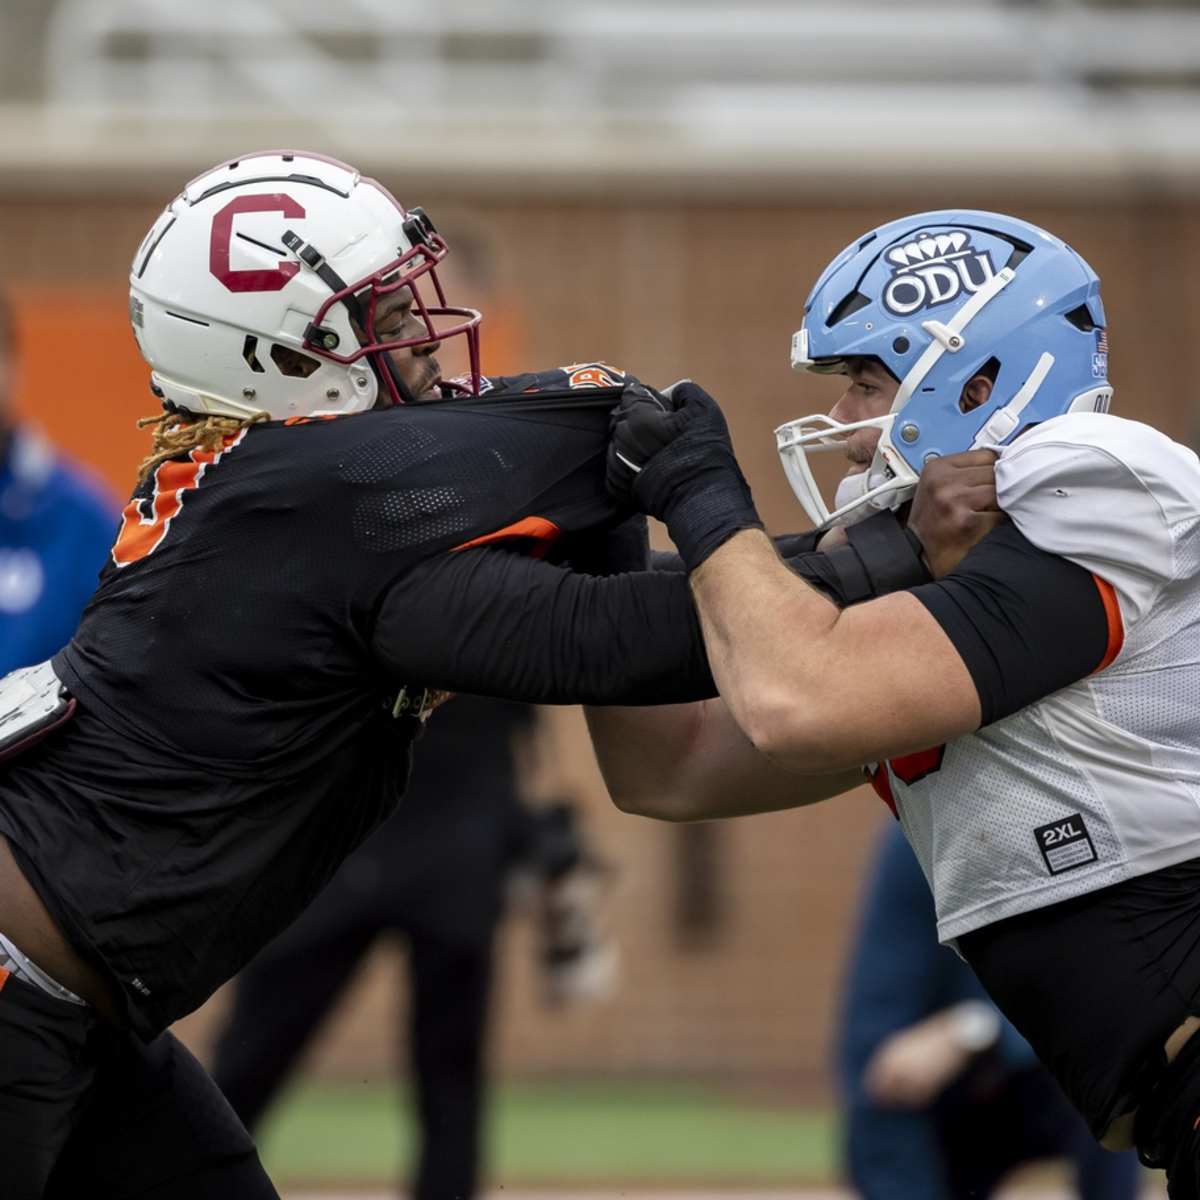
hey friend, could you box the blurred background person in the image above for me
[0,291,117,673]
[837,822,1141,1200]
[210,696,616,1200]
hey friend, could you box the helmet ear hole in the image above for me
[960,357,1000,413]
[270,344,321,379]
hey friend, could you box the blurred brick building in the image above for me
[4,186,1198,1097]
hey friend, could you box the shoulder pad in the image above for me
[996,413,1200,622]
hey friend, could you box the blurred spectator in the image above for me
[0,291,117,673]
[837,822,1140,1200]
[210,695,616,1200]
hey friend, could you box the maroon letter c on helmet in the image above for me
[209,194,305,293]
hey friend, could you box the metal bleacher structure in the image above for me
[1,0,1198,195]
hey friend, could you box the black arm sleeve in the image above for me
[910,521,1112,727]
[650,512,929,606]
[372,546,716,706]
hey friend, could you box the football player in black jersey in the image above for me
[0,152,977,1198]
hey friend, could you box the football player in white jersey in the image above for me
[592,210,1200,1195]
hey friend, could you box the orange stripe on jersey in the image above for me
[112,431,246,567]
[452,516,561,553]
[0,967,9,993]
[1092,575,1124,672]
[113,456,204,565]
[282,414,342,426]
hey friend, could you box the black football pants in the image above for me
[212,920,494,1200]
[1134,1027,1200,1199]
[0,973,277,1199]
[938,1064,1139,1199]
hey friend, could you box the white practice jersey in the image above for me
[877,412,1200,944]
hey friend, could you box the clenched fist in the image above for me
[907,449,1005,578]
[606,381,762,571]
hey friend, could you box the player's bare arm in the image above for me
[584,447,999,815]
[690,528,980,772]
[689,443,1011,771]
[586,696,863,821]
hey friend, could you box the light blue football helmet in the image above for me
[776,210,1113,528]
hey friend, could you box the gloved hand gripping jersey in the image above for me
[606,381,764,571]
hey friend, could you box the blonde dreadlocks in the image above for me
[136,411,267,483]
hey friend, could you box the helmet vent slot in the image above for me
[270,344,321,379]
[825,291,871,328]
[1064,304,1098,332]
[195,174,350,204]
[242,336,266,374]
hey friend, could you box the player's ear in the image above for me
[960,373,994,413]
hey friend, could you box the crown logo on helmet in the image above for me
[886,231,970,268]
[883,229,996,318]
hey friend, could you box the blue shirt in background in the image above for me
[0,428,118,675]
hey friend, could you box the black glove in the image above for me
[607,380,763,571]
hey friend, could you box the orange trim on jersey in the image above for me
[1092,575,1124,673]
[452,517,562,553]
[282,414,342,426]
[111,429,247,567]
[0,967,9,994]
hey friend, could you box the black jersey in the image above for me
[0,367,716,1038]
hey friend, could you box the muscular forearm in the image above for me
[691,530,979,771]
[585,695,861,821]
[585,701,705,821]
[584,518,922,817]
[692,530,839,762]
[652,514,928,606]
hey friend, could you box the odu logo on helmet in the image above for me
[882,231,997,317]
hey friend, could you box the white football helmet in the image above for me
[129,150,482,420]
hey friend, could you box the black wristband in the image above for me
[844,510,932,597]
[659,472,763,572]
[819,543,875,605]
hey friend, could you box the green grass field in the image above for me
[256,1080,837,1187]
